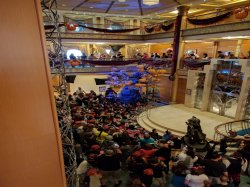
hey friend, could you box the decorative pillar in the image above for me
[148,44,151,55]
[212,41,219,58]
[87,44,91,56]
[234,59,250,119]
[96,17,101,25]
[235,39,243,58]
[92,17,97,33]
[125,44,128,58]
[100,17,105,25]
[136,18,141,35]
[171,5,190,103]
[170,5,190,81]
[58,11,66,32]
[129,18,134,34]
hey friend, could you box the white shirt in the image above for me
[185,174,209,187]
[187,156,199,169]
[178,151,187,162]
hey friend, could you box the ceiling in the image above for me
[57,0,250,19]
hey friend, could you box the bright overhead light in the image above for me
[222,36,250,39]
[105,49,111,54]
[170,10,179,14]
[118,0,126,2]
[143,0,159,6]
[184,40,203,43]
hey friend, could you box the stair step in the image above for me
[137,111,185,138]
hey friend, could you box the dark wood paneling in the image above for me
[158,76,173,102]
[176,78,187,104]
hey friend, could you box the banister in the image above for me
[214,119,250,140]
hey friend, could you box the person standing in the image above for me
[200,153,228,185]
[223,152,243,187]
[97,149,122,187]
[185,167,210,187]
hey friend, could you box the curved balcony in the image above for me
[50,58,172,74]
[214,119,250,141]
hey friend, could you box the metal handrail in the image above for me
[214,119,250,141]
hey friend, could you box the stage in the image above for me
[137,104,232,140]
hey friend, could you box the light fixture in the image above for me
[222,36,250,39]
[143,0,159,6]
[118,0,126,2]
[105,49,111,54]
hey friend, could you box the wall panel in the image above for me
[0,0,66,187]
[176,78,187,104]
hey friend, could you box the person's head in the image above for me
[186,149,195,158]
[190,166,205,175]
[165,130,171,135]
[152,129,157,133]
[105,135,113,141]
[144,133,150,139]
[150,157,159,165]
[203,53,208,58]
[231,151,242,159]
[158,142,165,148]
[220,175,229,184]
[211,152,222,161]
[91,144,100,151]
[104,149,114,156]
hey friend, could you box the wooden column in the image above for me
[170,5,190,80]
[171,5,190,103]
[0,0,67,186]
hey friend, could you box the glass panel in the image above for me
[194,73,205,109]
[209,60,243,118]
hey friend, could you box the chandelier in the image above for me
[143,0,159,6]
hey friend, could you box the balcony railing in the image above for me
[186,8,250,30]
[50,58,172,74]
[214,119,250,141]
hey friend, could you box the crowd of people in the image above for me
[65,87,250,187]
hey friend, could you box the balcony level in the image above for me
[48,20,250,43]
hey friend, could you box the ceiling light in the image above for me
[222,36,250,39]
[118,0,126,2]
[143,0,159,6]
[105,49,111,54]
[90,7,94,9]
[170,10,179,14]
